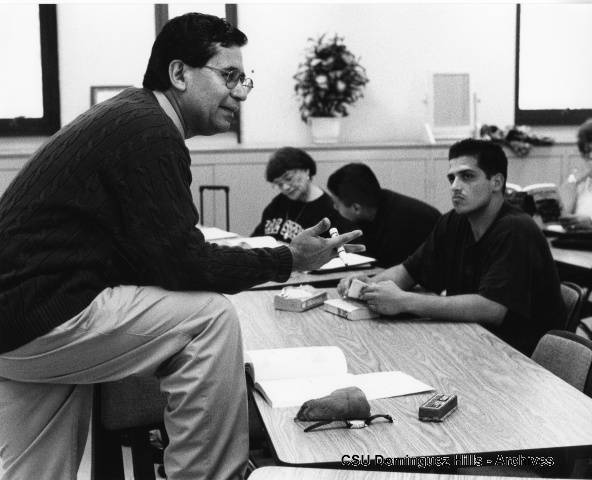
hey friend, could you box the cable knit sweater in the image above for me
[0,88,292,353]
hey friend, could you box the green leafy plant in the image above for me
[294,34,369,123]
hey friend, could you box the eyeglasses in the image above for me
[202,66,254,92]
[271,170,302,190]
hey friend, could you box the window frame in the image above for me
[0,4,60,136]
[514,4,592,126]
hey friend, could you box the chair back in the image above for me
[531,330,592,396]
[561,281,588,332]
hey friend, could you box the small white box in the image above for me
[347,278,368,299]
[274,286,328,312]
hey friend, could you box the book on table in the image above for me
[311,252,377,274]
[198,225,240,241]
[505,182,563,223]
[323,298,379,320]
[222,236,283,248]
[244,346,433,408]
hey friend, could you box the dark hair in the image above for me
[327,163,381,208]
[265,147,317,182]
[449,138,508,189]
[143,13,248,90]
[577,118,592,157]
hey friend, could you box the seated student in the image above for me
[252,147,349,242]
[559,118,592,230]
[338,139,566,355]
[327,163,441,267]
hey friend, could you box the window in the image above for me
[0,4,60,135]
[515,4,592,125]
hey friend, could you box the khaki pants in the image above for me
[0,286,248,480]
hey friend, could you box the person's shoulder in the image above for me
[266,193,289,207]
[496,203,540,233]
[382,189,440,215]
[491,203,548,247]
[316,190,334,205]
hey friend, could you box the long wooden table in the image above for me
[249,466,561,480]
[550,244,592,270]
[252,266,383,290]
[231,288,592,468]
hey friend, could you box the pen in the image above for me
[329,227,349,265]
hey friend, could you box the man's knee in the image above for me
[202,294,240,335]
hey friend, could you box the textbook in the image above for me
[505,182,563,223]
[223,236,282,248]
[198,225,240,242]
[244,346,433,408]
[312,252,376,273]
[323,298,379,321]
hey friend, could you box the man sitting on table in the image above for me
[0,12,363,480]
[338,139,565,355]
[327,163,440,267]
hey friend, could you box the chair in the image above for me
[560,281,588,332]
[531,330,592,477]
[531,330,592,395]
[576,316,592,340]
[91,376,167,480]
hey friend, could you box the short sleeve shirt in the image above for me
[403,202,565,355]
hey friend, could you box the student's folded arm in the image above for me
[402,292,507,327]
[372,264,416,290]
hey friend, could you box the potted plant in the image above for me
[294,34,369,143]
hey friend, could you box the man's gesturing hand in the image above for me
[289,218,364,272]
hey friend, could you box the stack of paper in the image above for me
[198,226,239,242]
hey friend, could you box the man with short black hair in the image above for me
[0,13,362,480]
[339,139,565,355]
[327,163,440,267]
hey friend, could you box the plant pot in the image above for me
[309,117,341,144]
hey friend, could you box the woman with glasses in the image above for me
[252,147,350,242]
[559,118,592,231]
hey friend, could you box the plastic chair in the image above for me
[91,376,167,480]
[576,317,592,341]
[531,330,592,477]
[560,281,588,332]
[531,330,592,395]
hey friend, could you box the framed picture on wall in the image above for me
[90,85,131,106]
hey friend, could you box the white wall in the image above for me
[240,3,516,144]
[57,4,154,125]
[52,3,521,144]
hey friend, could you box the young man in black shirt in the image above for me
[338,139,565,355]
[327,163,440,267]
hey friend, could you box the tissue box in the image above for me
[274,285,328,312]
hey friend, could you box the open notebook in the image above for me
[311,252,376,273]
[244,346,433,408]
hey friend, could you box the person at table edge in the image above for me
[0,13,363,480]
[327,162,440,268]
[339,138,565,355]
[252,147,352,243]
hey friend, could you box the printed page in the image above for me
[257,370,433,408]
[198,226,239,241]
[316,253,376,271]
[353,371,433,400]
[244,346,347,384]
[257,373,357,408]
[224,236,282,248]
